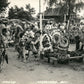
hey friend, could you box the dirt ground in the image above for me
[0,44,84,84]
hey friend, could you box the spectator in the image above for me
[75,31,80,50]
[80,29,84,51]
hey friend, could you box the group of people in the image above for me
[0,24,9,71]
[75,28,84,51]
[15,24,54,62]
[44,21,84,52]
[0,19,84,64]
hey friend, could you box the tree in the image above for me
[26,4,35,15]
[44,0,84,32]
[8,4,35,21]
[0,0,9,13]
[45,0,84,19]
[8,6,24,19]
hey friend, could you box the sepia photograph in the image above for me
[0,0,84,84]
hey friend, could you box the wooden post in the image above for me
[39,0,43,58]
[64,14,66,22]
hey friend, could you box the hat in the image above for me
[35,30,41,34]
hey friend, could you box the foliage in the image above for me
[45,0,84,15]
[26,4,35,15]
[8,4,35,21]
[0,0,9,13]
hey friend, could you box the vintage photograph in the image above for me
[0,0,84,84]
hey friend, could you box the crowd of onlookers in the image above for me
[0,20,84,49]
[44,21,84,51]
[0,19,84,63]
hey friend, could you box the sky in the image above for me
[8,0,47,16]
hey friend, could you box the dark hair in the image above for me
[2,28,7,35]
[30,25,34,30]
[42,30,46,34]
[35,30,41,34]
[19,32,24,38]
